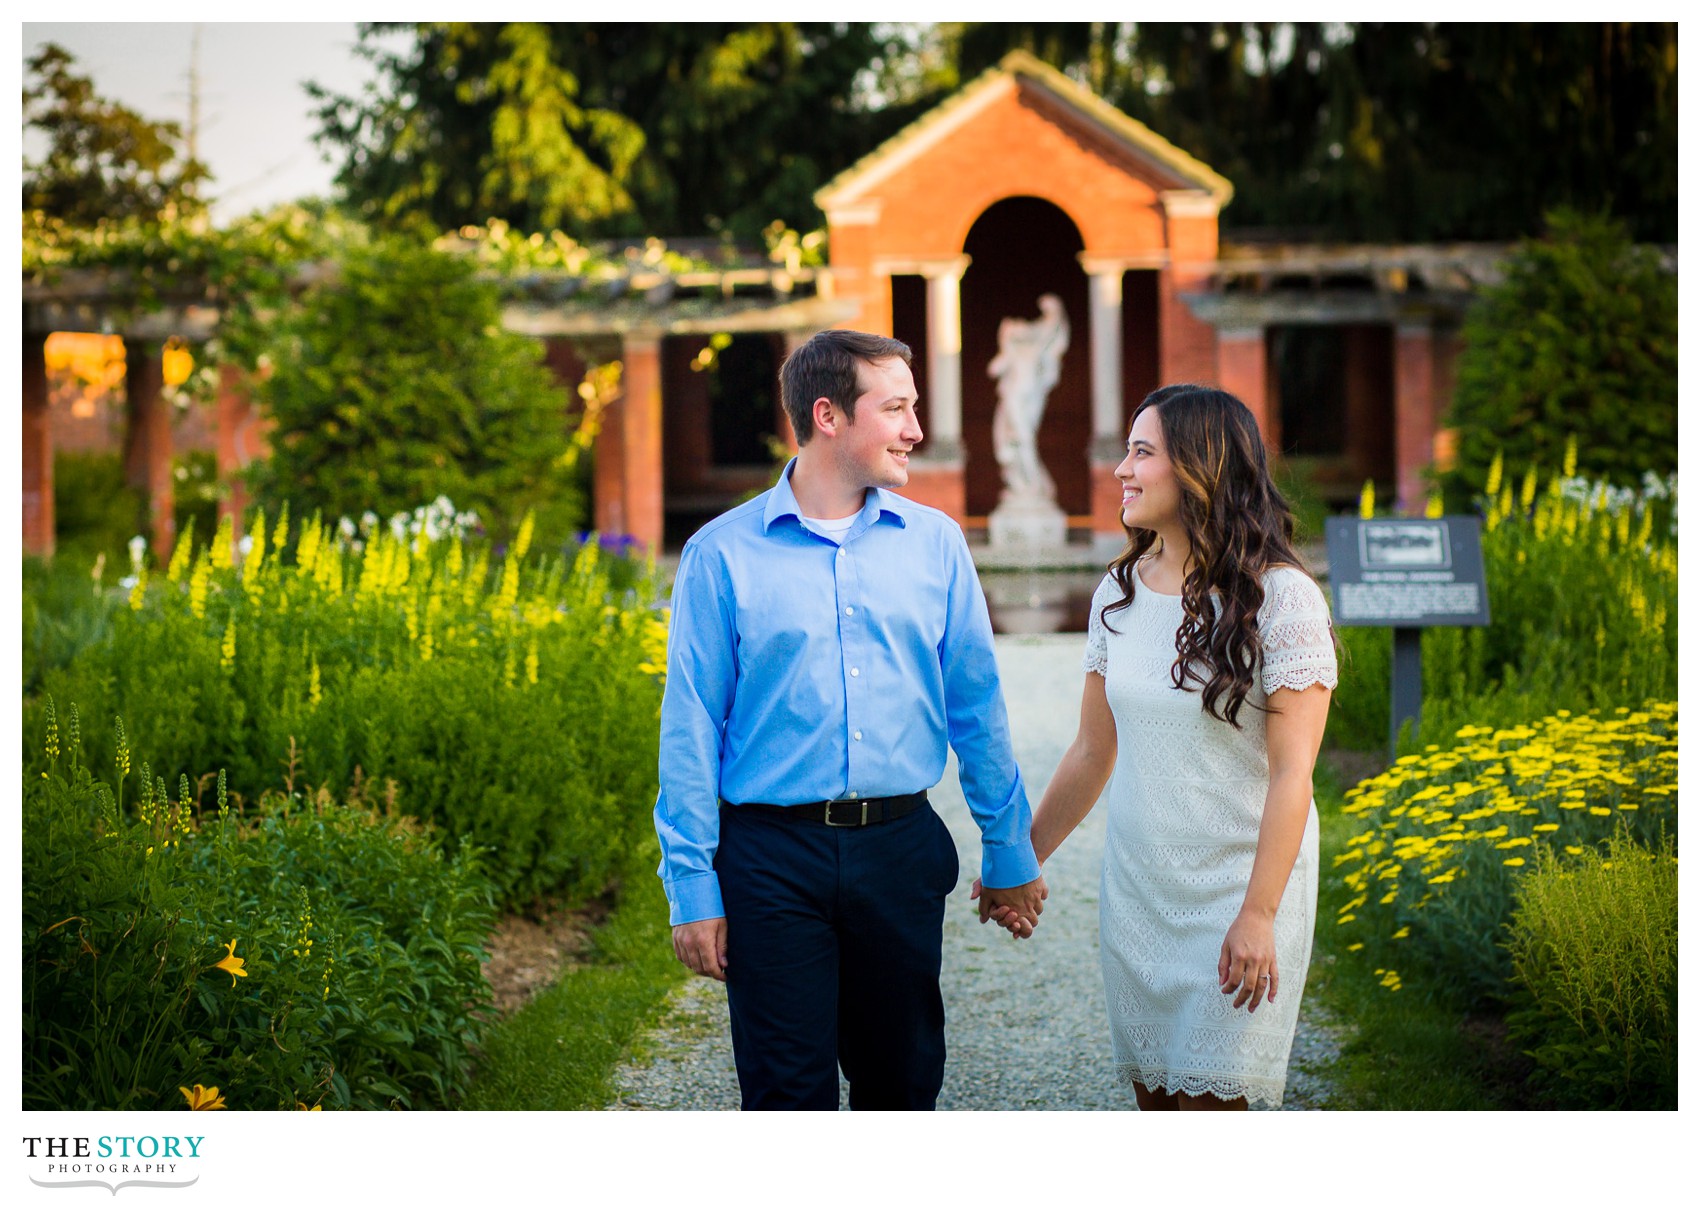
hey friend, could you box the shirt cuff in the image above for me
[979,838,1042,890]
[665,872,726,926]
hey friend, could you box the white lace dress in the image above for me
[1082,562,1338,1109]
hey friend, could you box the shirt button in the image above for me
[845,606,855,616]
[854,731,863,741]
[850,667,859,677]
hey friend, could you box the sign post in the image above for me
[1324,517,1491,757]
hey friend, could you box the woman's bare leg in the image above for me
[1177,1090,1248,1111]
[1133,1080,1179,1111]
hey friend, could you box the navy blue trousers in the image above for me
[715,801,961,1110]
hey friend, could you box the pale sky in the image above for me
[22,22,411,222]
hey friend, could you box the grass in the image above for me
[460,853,686,1110]
[1305,754,1532,1109]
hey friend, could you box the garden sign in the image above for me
[1324,516,1491,756]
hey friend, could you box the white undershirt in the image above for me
[802,514,857,541]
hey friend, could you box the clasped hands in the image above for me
[969,874,1048,940]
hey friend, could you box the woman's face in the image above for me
[1115,406,1183,531]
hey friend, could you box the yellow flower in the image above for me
[180,1083,227,1110]
[213,939,248,985]
[296,1101,323,1111]
[1358,480,1376,519]
[1502,857,1526,866]
[1484,451,1504,497]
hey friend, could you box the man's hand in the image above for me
[969,875,1048,939]
[672,917,729,981]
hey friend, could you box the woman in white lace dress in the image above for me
[985,384,1337,1110]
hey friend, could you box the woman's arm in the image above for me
[1218,681,1332,1011]
[976,672,1116,932]
[1031,671,1118,865]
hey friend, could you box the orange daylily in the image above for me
[180,1083,227,1110]
[213,939,248,985]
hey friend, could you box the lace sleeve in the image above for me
[1259,567,1338,694]
[1082,574,1117,677]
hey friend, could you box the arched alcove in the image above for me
[961,197,1089,518]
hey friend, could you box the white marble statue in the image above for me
[989,293,1070,504]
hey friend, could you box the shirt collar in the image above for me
[763,458,909,534]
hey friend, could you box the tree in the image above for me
[1443,210,1676,504]
[246,238,582,545]
[933,22,1676,243]
[310,22,898,240]
[22,43,209,225]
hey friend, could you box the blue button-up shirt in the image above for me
[654,461,1040,925]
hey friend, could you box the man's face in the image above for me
[834,356,923,490]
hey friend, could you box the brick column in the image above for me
[123,338,175,559]
[823,207,887,333]
[1394,322,1438,515]
[1216,326,1276,450]
[22,333,53,558]
[216,364,269,546]
[596,332,664,555]
[1159,191,1221,386]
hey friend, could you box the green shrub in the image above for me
[1331,700,1676,1008]
[1327,462,1676,753]
[244,236,584,551]
[1443,209,1676,506]
[1504,830,1677,1109]
[22,704,497,1110]
[27,508,666,909]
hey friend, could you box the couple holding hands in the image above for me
[654,329,1336,1112]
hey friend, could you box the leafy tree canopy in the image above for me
[23,43,210,227]
[309,22,904,241]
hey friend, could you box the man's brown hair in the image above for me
[779,329,913,444]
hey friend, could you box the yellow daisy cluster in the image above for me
[1333,701,1676,949]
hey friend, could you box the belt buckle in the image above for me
[823,798,868,827]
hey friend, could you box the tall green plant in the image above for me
[1505,830,1677,1109]
[28,510,667,909]
[22,705,498,1110]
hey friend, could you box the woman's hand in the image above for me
[969,877,1036,937]
[1218,909,1278,1012]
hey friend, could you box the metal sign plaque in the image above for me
[1324,516,1491,627]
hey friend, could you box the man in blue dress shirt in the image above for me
[654,328,1049,1110]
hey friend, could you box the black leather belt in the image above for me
[724,791,928,827]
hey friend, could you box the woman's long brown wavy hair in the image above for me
[1100,384,1313,727]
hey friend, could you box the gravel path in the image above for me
[609,633,1344,1111]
